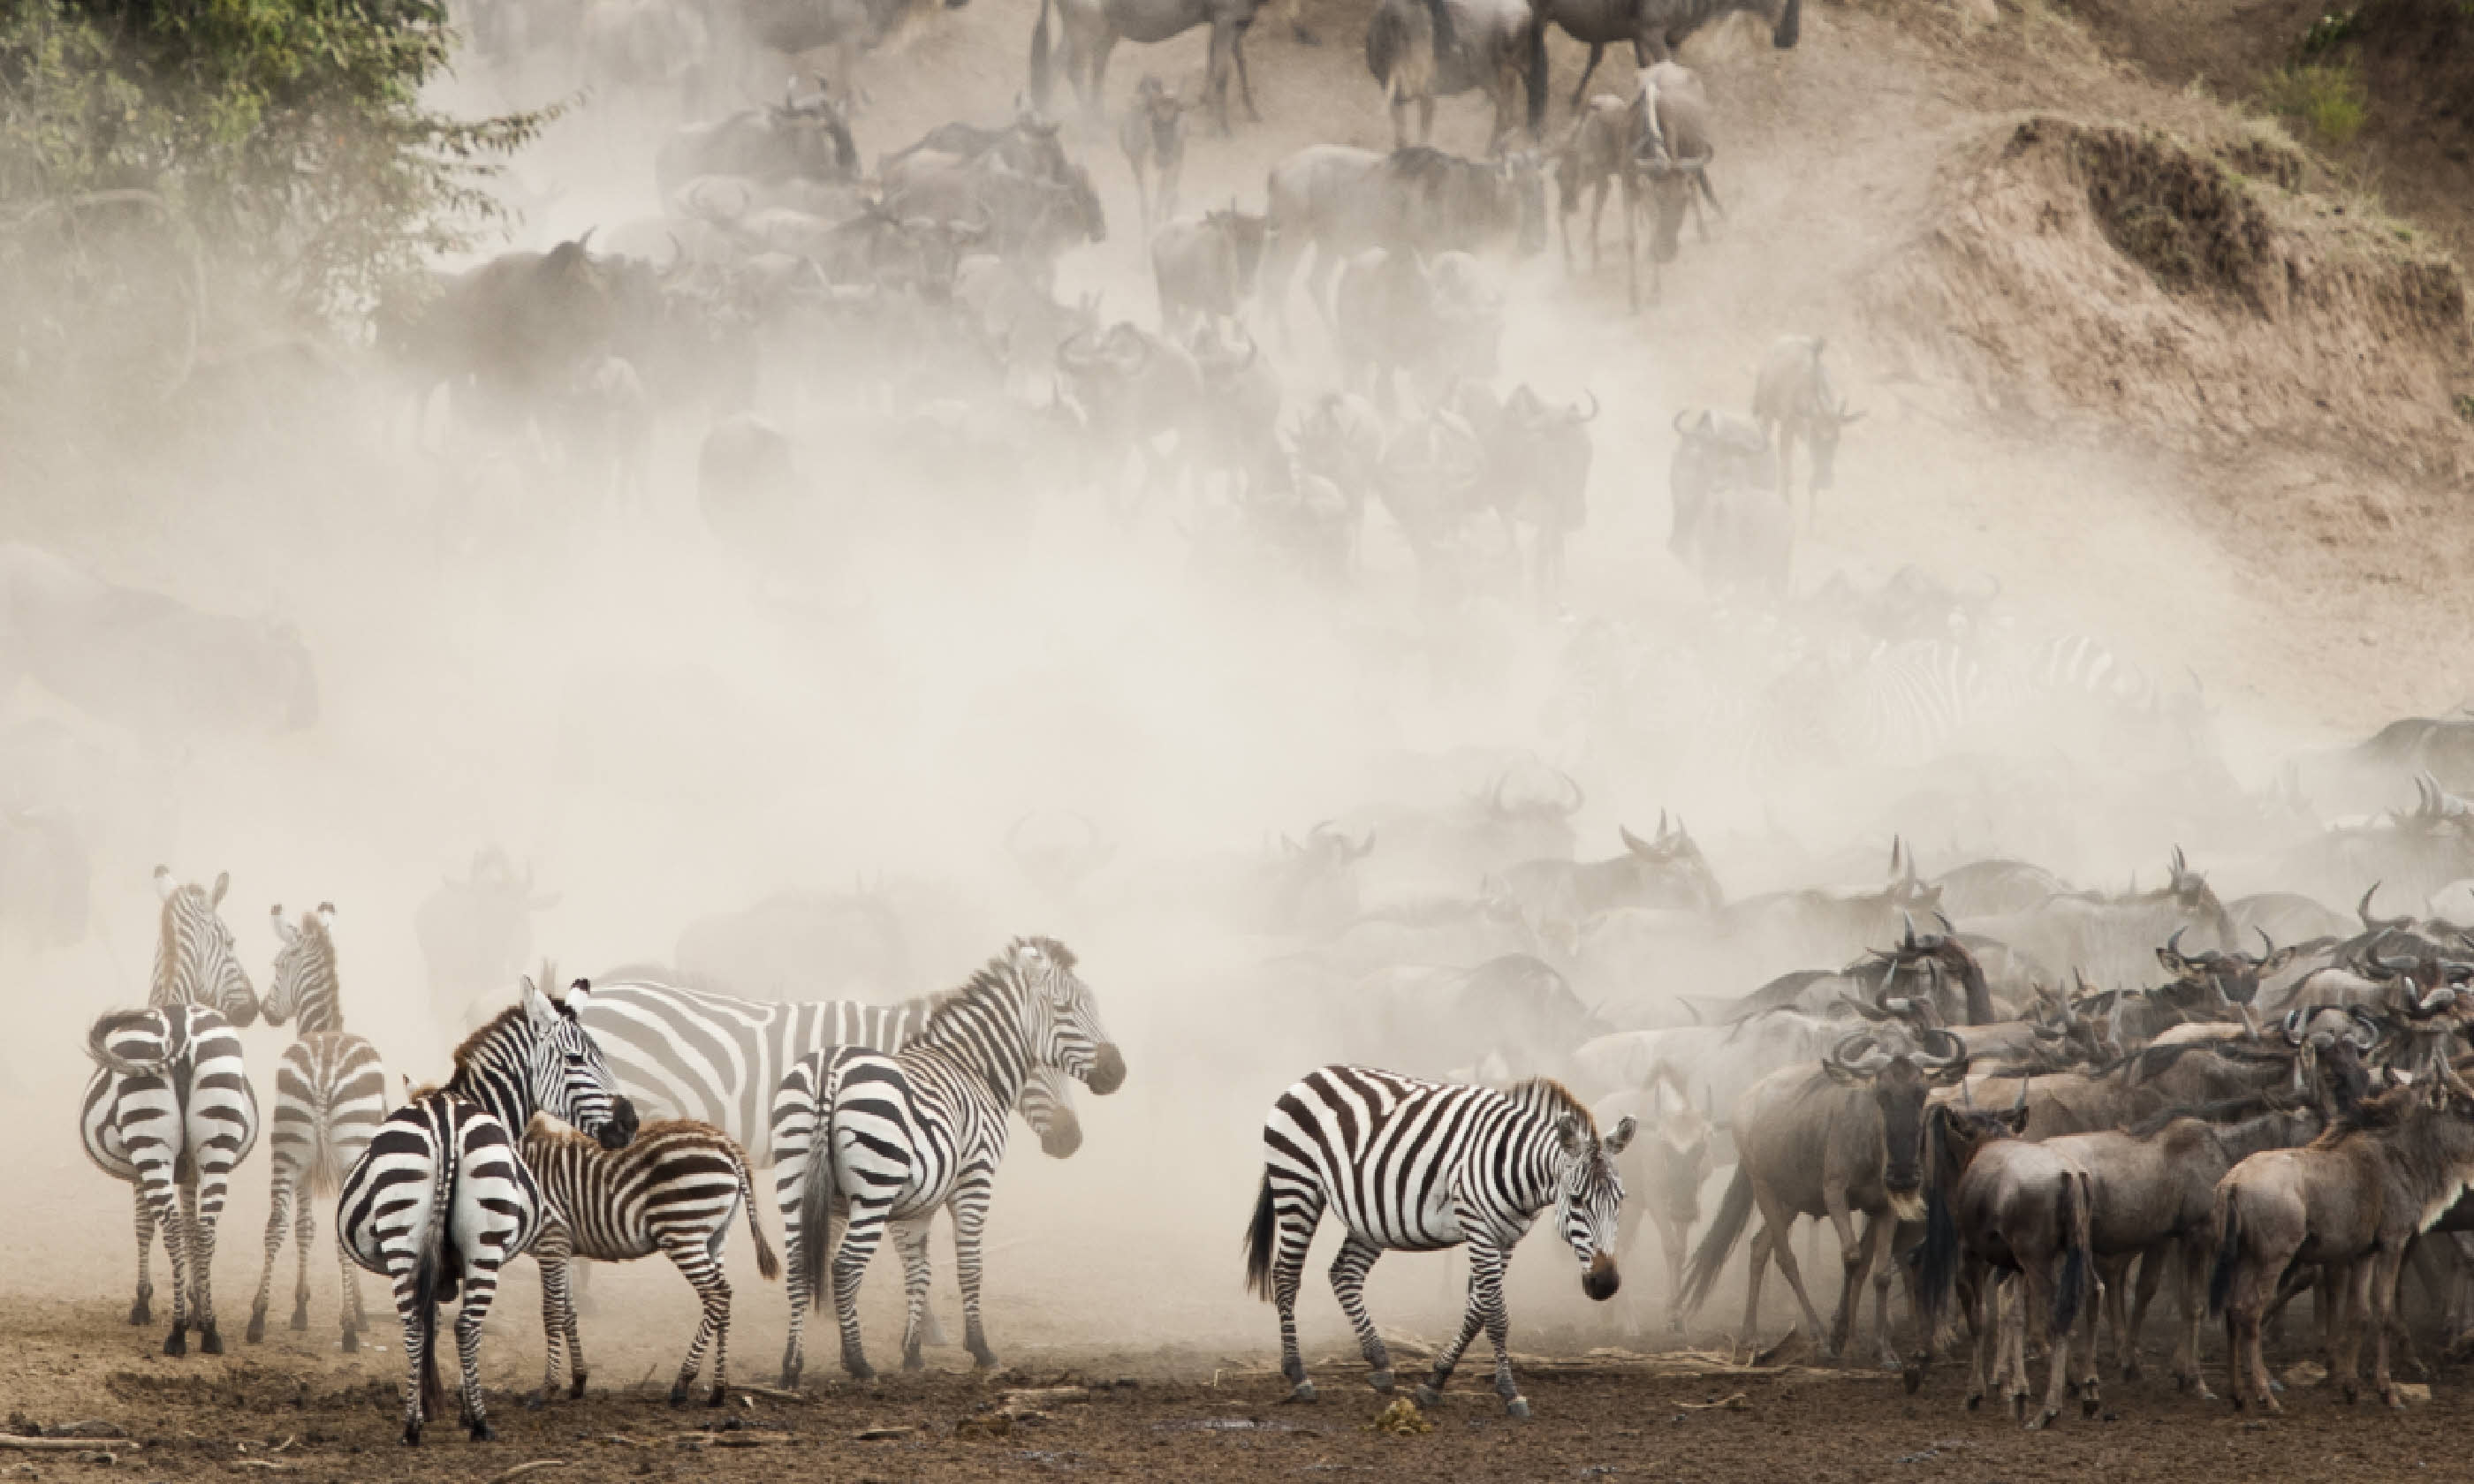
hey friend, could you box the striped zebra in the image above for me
[80,1003,261,1355]
[525,1118,778,1406]
[574,978,1086,1160]
[247,903,390,1350]
[75,867,263,1355]
[337,974,639,1444]
[1752,639,1989,773]
[1242,1066,1635,1416]
[778,937,1125,1384]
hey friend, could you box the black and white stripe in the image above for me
[776,937,1125,1384]
[574,978,1086,1160]
[337,974,638,1445]
[525,1118,779,1405]
[80,1003,261,1355]
[148,866,261,1025]
[247,903,390,1350]
[1242,1066,1635,1416]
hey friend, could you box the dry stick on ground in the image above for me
[0,1437,140,1453]
[486,1461,570,1484]
[730,1383,809,1403]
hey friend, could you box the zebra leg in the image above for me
[1269,1184,1324,1402]
[388,1256,431,1445]
[949,1174,1000,1370]
[129,1185,156,1327]
[336,1229,368,1353]
[1327,1235,1394,1392]
[247,1156,296,1344]
[532,1223,581,1404]
[659,1231,732,1405]
[291,1176,316,1332]
[772,1101,814,1389]
[159,1179,194,1356]
[453,1272,498,1442]
[701,1229,735,1406]
[894,1220,936,1372]
[185,1170,228,1354]
[1476,1241,1526,1416]
[831,1200,893,1380]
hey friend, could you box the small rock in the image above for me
[2281,1360,2326,1388]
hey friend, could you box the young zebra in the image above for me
[338,973,639,1444]
[76,867,262,1355]
[525,1118,779,1405]
[248,903,390,1350]
[777,936,1125,1384]
[1243,1066,1635,1416]
[80,1003,262,1355]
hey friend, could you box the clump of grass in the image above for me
[2297,10,2359,59]
[2258,61,2368,146]
[2455,393,2474,426]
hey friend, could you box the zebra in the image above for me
[778,936,1125,1384]
[80,1003,262,1355]
[75,867,263,1355]
[247,903,390,1350]
[1242,1065,1635,1416]
[337,972,638,1444]
[524,1118,778,1406]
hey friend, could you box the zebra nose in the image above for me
[598,1097,640,1149]
[1039,1113,1085,1159]
[1582,1253,1620,1302]
[1086,1043,1127,1095]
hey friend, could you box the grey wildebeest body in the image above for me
[656,89,860,209]
[1666,410,1786,592]
[2211,1083,2474,1410]
[1334,248,1502,409]
[1596,1069,1718,1331]
[1119,76,1190,232]
[1260,144,1545,340]
[1478,384,1597,609]
[1030,0,1268,134]
[1151,208,1265,336]
[1534,0,1799,106]
[1620,63,1719,311]
[1681,1030,1969,1365]
[1363,0,1544,152]
[1492,817,1718,956]
[882,152,1105,289]
[1973,848,2237,994]
[1553,95,1631,271]
[1751,334,1862,528]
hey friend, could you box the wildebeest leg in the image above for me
[1965,1266,1996,1409]
[1861,1214,1900,1368]
[1088,34,1121,125]
[1328,1236,1396,1390]
[1761,1201,1828,1344]
[2022,1258,2070,1430]
[1656,1212,1689,1333]
[1737,1222,1772,1352]
[2370,1242,2411,1407]
[1232,27,1262,123]
[1417,95,1436,147]
[1568,42,1604,110]
[1205,23,1237,134]
[1620,172,1641,313]
[1822,1197,1869,1359]
[1588,180,1608,273]
[2170,1238,2214,1397]
[2329,1257,2370,1403]
[2124,1246,2168,1379]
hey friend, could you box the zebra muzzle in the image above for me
[1582,1253,1620,1302]
[1086,1043,1127,1095]
[596,1097,641,1150]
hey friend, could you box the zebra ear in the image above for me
[269,905,297,943]
[1602,1115,1637,1155]
[522,977,558,1030]
[1553,1114,1586,1159]
[211,871,230,906]
[154,865,177,903]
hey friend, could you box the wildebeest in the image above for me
[2210,1082,2474,1411]
[1681,1028,1970,1364]
[882,152,1105,288]
[1374,404,1491,578]
[1666,410,1787,592]
[416,848,558,1013]
[656,86,860,208]
[1333,247,1502,408]
[1030,0,1271,134]
[1150,207,1266,336]
[1260,144,1546,337]
[1596,1067,1719,1332]
[1552,95,1630,270]
[1119,75,1190,232]
[881,95,1074,182]
[2277,775,2474,912]
[1974,847,2237,992]
[1534,0,1799,105]
[1620,63,1719,312]
[956,254,1098,390]
[1492,816,1719,955]
[1751,335,1863,528]
[1339,953,1613,1079]
[1055,321,1211,515]
[740,0,908,96]
[1480,384,1596,607]
[1363,0,1544,152]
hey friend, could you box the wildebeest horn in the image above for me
[1672,408,1693,437]
[2010,1074,2029,1110]
[1553,768,1585,816]
[1620,824,1654,856]
[1575,390,1598,421]
[1934,911,1956,936]
[1920,1027,1968,1071]
[1828,1032,1891,1075]
[2256,927,2276,959]
[2348,1005,2382,1049]
[1901,912,1917,950]
[2281,1008,2305,1046]
[2360,881,2410,931]
[2416,984,2462,1015]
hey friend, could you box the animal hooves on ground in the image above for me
[1505,1397,1531,1419]
[569,1375,588,1400]
[669,1387,691,1406]
[1412,1385,1442,1409]
[341,1329,360,1354]
[130,1304,150,1327]
[1285,1382,1317,1404]
[163,1329,187,1358]
[201,1328,224,1355]
[246,1316,266,1344]
[709,1387,729,1407]
[468,1420,495,1442]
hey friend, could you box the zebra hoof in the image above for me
[467,1419,495,1442]
[246,1313,267,1345]
[569,1374,588,1401]
[400,1423,422,1447]
[1368,1370,1394,1394]
[1412,1384,1442,1409]
[130,1298,152,1327]
[843,1357,876,1382]
[707,1386,729,1408]
[341,1329,360,1354]
[902,1351,926,1373]
[668,1383,691,1406]
[289,1306,309,1332]
[1285,1382,1317,1404]
[1505,1396,1531,1420]
[201,1326,224,1356]
[969,1346,1000,1371]
[163,1327,188,1358]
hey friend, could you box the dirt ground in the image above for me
[7,1287,2473,1484]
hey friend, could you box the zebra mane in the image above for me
[153,882,209,997]
[450,984,573,1072]
[1506,1076,1597,1133]
[928,937,1080,1029]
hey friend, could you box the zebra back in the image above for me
[151,867,259,1026]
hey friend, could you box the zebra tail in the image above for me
[414,1128,453,1425]
[735,1144,781,1282]
[1242,1171,1277,1300]
[85,1009,170,1078]
[794,1086,839,1307]
[1677,1162,1755,1320]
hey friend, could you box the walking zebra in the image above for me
[80,1003,261,1355]
[76,867,262,1355]
[526,1118,778,1405]
[1243,1066,1635,1416]
[337,973,638,1444]
[778,937,1125,1384]
[248,903,389,1349]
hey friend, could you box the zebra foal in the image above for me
[248,903,390,1350]
[777,937,1126,1384]
[525,1117,779,1406]
[1244,1066,1635,1416]
[338,973,638,1444]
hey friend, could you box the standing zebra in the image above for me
[80,1003,261,1355]
[338,973,638,1444]
[1243,1066,1635,1416]
[526,1118,778,1405]
[778,937,1125,1384]
[76,867,262,1355]
[248,903,389,1350]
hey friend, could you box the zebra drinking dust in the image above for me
[75,867,263,1355]
[80,1003,262,1355]
[776,937,1126,1384]
[1242,1065,1635,1416]
[247,903,391,1350]
[337,973,638,1444]
[524,1118,778,1405]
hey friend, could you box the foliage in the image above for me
[2296,9,2361,57]
[2257,61,2368,146]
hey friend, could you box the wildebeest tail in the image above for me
[1243,1170,1278,1300]
[2207,1187,2241,1316]
[1523,10,1547,132]
[2052,1170,2092,1335]
[1677,1162,1754,1318]
[1914,1175,1961,1338]
[1028,0,1056,112]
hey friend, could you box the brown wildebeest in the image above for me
[1594,1065,1718,1331]
[1914,1091,2095,1429]
[1118,75,1190,234]
[1259,144,1546,339]
[1750,334,1862,530]
[1362,0,1543,153]
[1681,1028,1969,1366]
[2210,1080,2474,1411]
[1533,0,1799,107]
[1150,207,1266,337]
[1618,63,1719,313]
[1552,95,1631,271]
[1030,0,1274,135]
[1491,814,1716,957]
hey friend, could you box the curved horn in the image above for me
[2360,882,2410,931]
[1829,1032,1892,1075]
[2282,1007,2306,1046]
[1672,408,1693,437]
[1901,912,1917,951]
[1554,768,1586,816]
[1575,390,1599,422]
[2347,1005,2382,1049]
[2256,926,2276,960]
